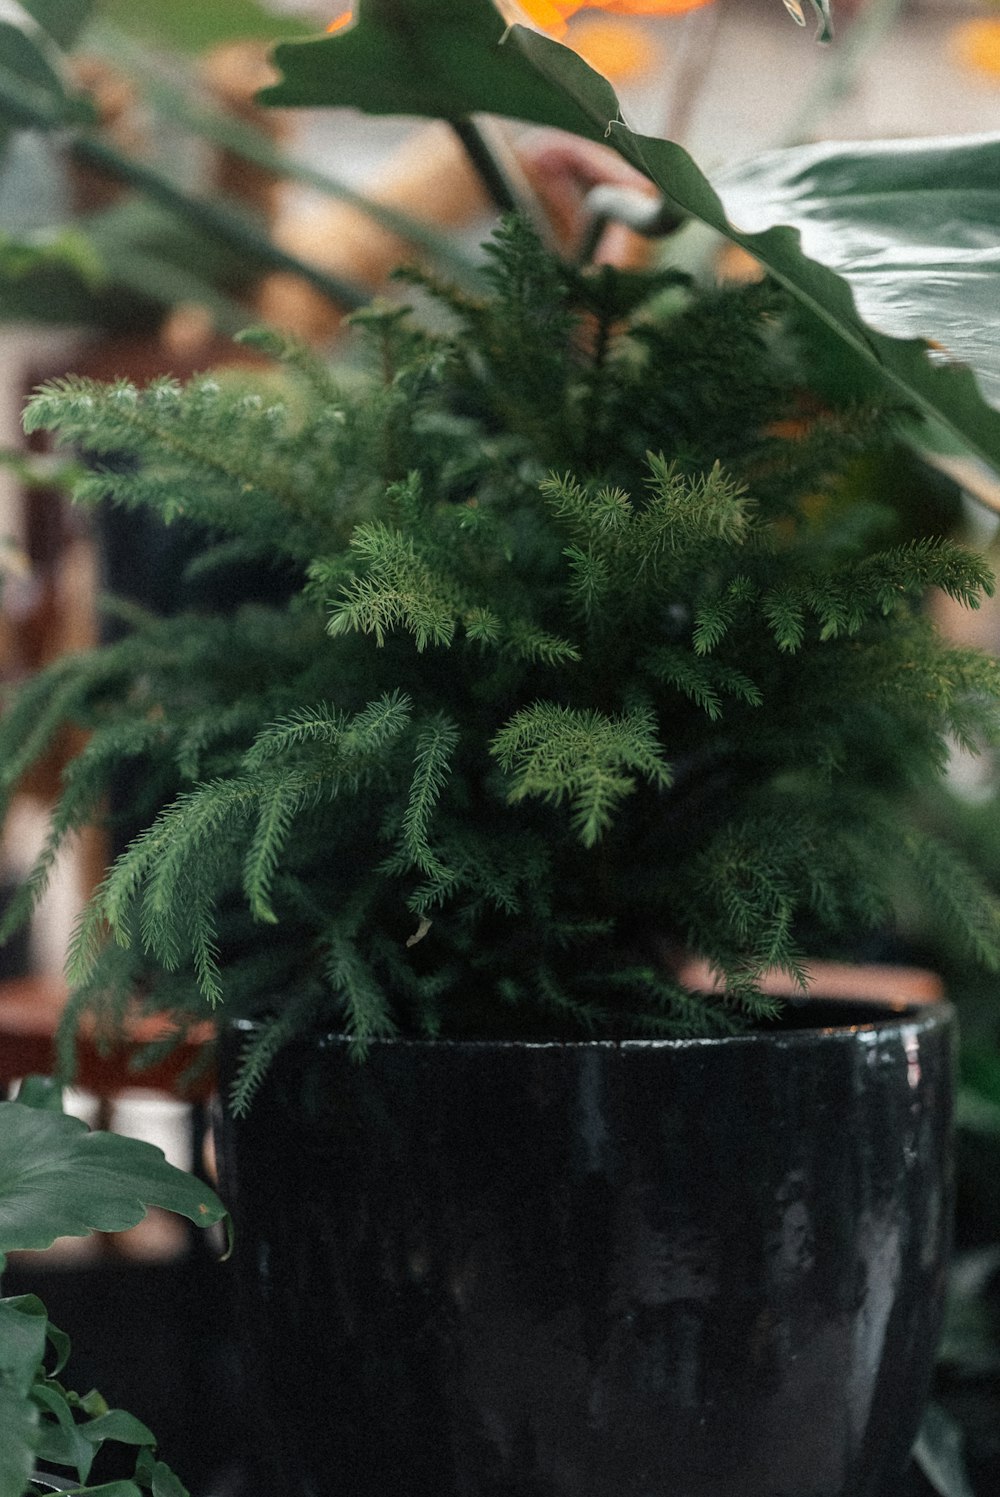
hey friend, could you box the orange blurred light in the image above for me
[569,17,662,80]
[951,18,1000,80]
[517,0,714,30]
[329,2,711,40]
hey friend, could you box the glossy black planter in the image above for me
[215,999,955,1497]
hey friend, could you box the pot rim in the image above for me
[228,996,954,1054]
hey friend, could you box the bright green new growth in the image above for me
[8,220,1000,1108]
[492,703,672,848]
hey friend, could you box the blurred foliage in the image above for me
[96,0,313,52]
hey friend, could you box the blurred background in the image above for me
[1,1,999,1493]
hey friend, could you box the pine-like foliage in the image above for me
[8,219,1000,1108]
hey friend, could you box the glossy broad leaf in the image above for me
[264,0,1000,503]
[0,1102,229,1252]
[713,133,1000,412]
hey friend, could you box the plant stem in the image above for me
[450,116,558,248]
[450,118,521,214]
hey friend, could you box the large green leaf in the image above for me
[263,0,1000,503]
[0,1101,205,1497]
[0,1298,45,1492]
[0,1379,38,1497]
[0,1291,180,1497]
[0,1297,47,1397]
[713,134,1000,413]
[264,0,618,138]
[0,1101,229,1251]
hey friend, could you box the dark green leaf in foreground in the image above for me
[0,1296,48,1396]
[0,1101,229,1251]
[264,0,1000,505]
[0,1297,44,1497]
[263,0,618,139]
[0,1287,187,1497]
[0,1379,38,1497]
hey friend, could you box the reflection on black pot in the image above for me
[216,998,954,1497]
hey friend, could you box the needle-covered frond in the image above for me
[492,703,673,847]
[7,219,1000,1098]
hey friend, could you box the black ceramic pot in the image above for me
[215,998,955,1497]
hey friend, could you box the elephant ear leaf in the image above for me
[0,1297,47,1497]
[264,0,617,138]
[264,0,1000,507]
[713,133,1000,486]
[0,1100,229,1252]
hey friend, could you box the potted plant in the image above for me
[5,1,1000,1494]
